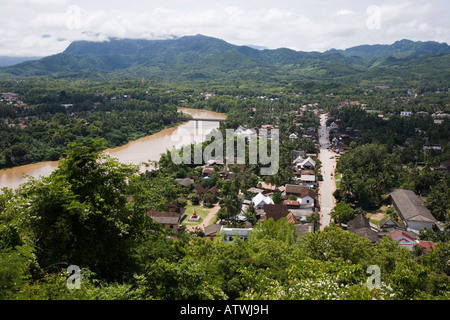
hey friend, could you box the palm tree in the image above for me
[306,212,321,231]
[219,193,242,220]
[412,244,425,258]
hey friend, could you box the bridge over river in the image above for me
[164,117,227,124]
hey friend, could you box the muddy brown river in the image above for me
[0,107,226,190]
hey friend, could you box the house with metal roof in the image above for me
[148,210,183,233]
[389,189,437,233]
[347,214,380,245]
[252,192,274,210]
[221,227,253,243]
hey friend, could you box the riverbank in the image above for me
[0,107,226,190]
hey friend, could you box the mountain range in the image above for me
[0,56,41,67]
[1,35,449,85]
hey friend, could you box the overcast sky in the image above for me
[1,0,449,57]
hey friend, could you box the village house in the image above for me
[329,122,339,131]
[259,124,274,137]
[192,184,219,202]
[284,184,316,207]
[193,184,206,196]
[289,208,316,222]
[294,156,316,171]
[164,202,186,215]
[204,224,222,241]
[423,144,442,152]
[221,227,253,242]
[298,170,317,187]
[202,165,215,177]
[148,210,183,233]
[252,192,274,210]
[390,231,417,250]
[332,137,339,146]
[290,150,306,161]
[176,177,195,188]
[346,214,380,245]
[416,111,429,117]
[247,187,266,195]
[388,231,435,254]
[285,212,300,224]
[292,155,305,167]
[257,181,285,194]
[259,204,289,222]
[235,126,256,140]
[377,214,406,232]
[283,200,300,209]
[389,189,438,234]
[295,223,315,237]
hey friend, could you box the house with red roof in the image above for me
[390,231,436,254]
[391,231,417,251]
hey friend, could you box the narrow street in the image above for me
[317,113,337,230]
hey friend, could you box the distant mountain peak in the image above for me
[326,39,450,60]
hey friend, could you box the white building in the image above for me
[295,156,316,170]
[252,192,274,210]
[299,174,317,187]
[221,228,253,242]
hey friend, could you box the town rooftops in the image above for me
[252,192,274,207]
[347,214,380,244]
[390,230,417,242]
[378,215,406,229]
[286,212,299,224]
[390,189,437,223]
[295,223,315,237]
[262,204,289,221]
[285,184,315,199]
[176,178,194,188]
[204,224,222,236]
[148,210,181,225]
[221,227,253,238]
[193,184,206,194]
[247,187,265,194]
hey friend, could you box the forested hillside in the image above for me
[1,35,449,87]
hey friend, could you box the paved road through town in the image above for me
[318,113,337,230]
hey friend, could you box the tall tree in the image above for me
[16,139,157,281]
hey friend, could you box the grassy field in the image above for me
[182,203,211,226]
[366,205,387,226]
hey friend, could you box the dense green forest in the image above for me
[1,36,450,88]
[0,79,191,168]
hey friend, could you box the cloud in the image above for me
[0,0,448,56]
[5,0,68,9]
[336,9,355,16]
